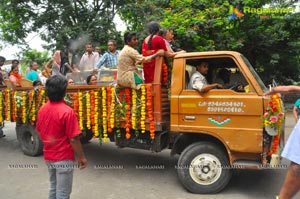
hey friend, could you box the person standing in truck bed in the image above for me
[117,31,164,89]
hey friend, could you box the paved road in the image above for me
[0,112,299,199]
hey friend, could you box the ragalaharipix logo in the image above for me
[228,5,244,21]
[228,4,296,21]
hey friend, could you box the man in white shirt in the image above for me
[78,43,99,71]
[188,61,223,92]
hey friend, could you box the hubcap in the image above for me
[189,153,222,185]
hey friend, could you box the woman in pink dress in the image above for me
[9,65,22,87]
[142,21,176,83]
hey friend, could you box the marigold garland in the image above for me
[140,85,146,133]
[28,91,37,125]
[21,91,27,124]
[106,87,112,133]
[125,88,131,139]
[110,87,115,130]
[131,89,137,131]
[0,92,3,125]
[146,84,155,139]
[11,91,17,122]
[5,89,11,121]
[86,91,91,130]
[162,62,168,85]
[78,92,84,130]
[94,91,100,137]
[102,87,108,142]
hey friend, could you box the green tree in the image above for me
[0,0,125,52]
[19,49,50,74]
[119,0,300,84]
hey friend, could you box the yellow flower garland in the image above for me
[94,91,99,137]
[131,89,137,130]
[140,85,146,133]
[5,89,11,121]
[0,92,3,125]
[110,87,115,129]
[21,91,27,123]
[102,87,108,142]
[78,92,84,130]
[86,92,91,129]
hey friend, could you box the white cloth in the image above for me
[281,119,300,164]
[78,52,99,71]
[188,71,207,92]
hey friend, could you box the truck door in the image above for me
[176,56,264,153]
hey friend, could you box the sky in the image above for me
[0,14,127,60]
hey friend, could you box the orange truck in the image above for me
[3,51,284,194]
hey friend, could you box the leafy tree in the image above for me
[119,0,300,84]
[0,0,125,52]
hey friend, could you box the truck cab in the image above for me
[169,51,284,193]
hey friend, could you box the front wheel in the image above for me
[177,142,232,194]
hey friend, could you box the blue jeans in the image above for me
[46,160,74,199]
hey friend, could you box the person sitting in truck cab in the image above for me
[188,61,223,93]
[214,68,245,92]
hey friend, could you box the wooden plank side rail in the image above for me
[152,57,163,131]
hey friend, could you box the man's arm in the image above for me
[69,136,87,170]
[200,83,223,93]
[94,53,106,69]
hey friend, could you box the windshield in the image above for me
[241,55,268,92]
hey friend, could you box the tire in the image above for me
[177,141,232,194]
[17,124,43,156]
[80,130,93,144]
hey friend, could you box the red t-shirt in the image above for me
[142,35,167,83]
[36,101,81,162]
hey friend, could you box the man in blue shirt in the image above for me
[26,61,40,82]
[94,40,119,70]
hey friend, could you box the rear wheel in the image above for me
[80,130,93,144]
[177,142,232,194]
[17,124,43,156]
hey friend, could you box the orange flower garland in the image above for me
[162,63,168,85]
[146,84,155,139]
[73,93,79,117]
[268,135,280,156]
[0,92,3,125]
[125,88,131,139]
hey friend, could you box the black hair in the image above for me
[146,21,161,49]
[0,56,6,62]
[10,64,18,74]
[33,80,42,87]
[158,29,167,37]
[86,74,96,85]
[124,32,137,45]
[12,59,19,64]
[108,40,117,46]
[45,75,68,102]
[29,61,37,68]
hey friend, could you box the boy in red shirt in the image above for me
[36,75,87,199]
